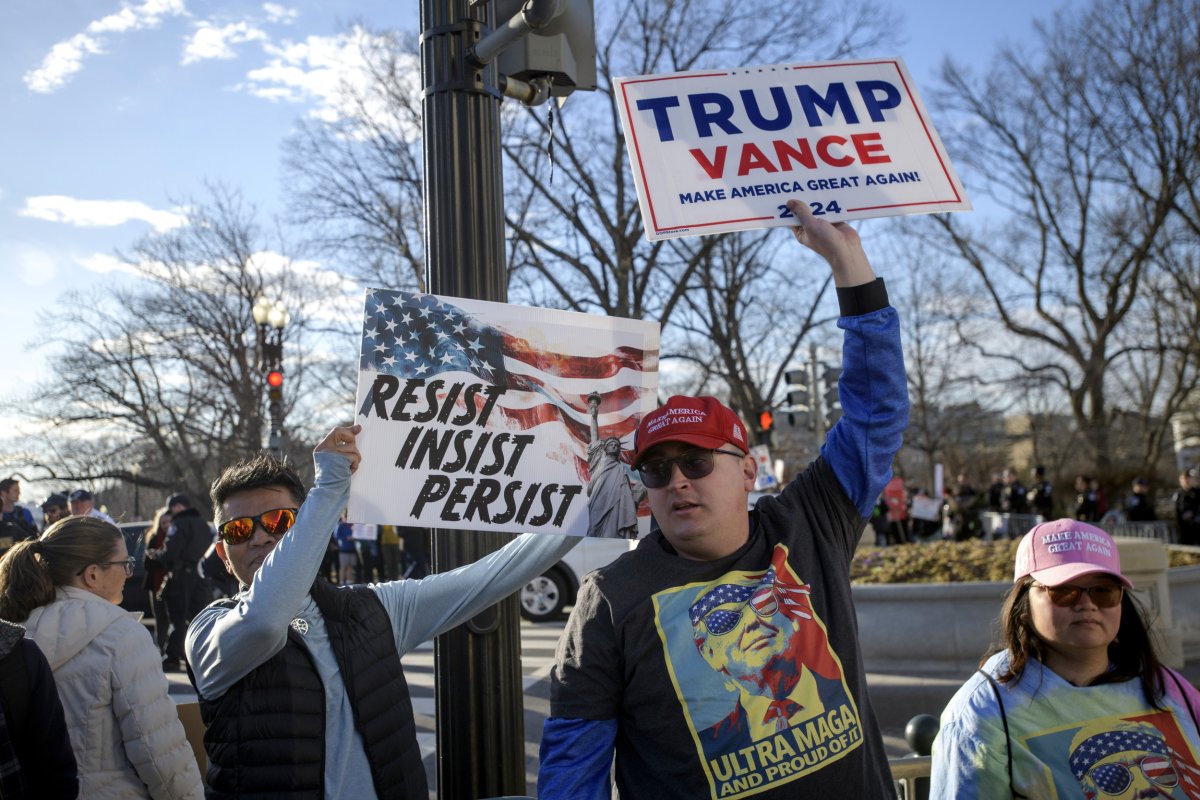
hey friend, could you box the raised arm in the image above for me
[787,199,875,287]
[186,425,361,699]
[373,530,579,654]
[786,199,908,516]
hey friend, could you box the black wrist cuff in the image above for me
[836,277,889,317]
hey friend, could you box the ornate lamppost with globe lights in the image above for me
[252,297,289,460]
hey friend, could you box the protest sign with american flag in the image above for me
[347,289,660,538]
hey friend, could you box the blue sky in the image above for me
[0,0,1051,398]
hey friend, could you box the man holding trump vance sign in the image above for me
[614,56,970,241]
[538,200,909,800]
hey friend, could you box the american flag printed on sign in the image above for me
[349,289,660,536]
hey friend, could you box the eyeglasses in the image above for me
[78,557,136,577]
[1034,582,1124,608]
[1088,754,1178,793]
[218,507,298,545]
[637,449,744,489]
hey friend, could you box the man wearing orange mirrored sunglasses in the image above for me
[185,423,579,799]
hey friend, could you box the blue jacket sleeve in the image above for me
[820,305,908,517]
[538,717,617,800]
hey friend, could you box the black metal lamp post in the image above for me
[419,2,595,793]
[130,462,141,519]
[253,297,289,459]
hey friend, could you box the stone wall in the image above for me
[852,538,1188,675]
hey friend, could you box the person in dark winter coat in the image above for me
[1125,477,1156,522]
[148,493,213,671]
[1175,468,1200,546]
[0,617,79,799]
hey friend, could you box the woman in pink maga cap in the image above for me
[931,519,1200,800]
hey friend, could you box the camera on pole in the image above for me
[470,0,597,103]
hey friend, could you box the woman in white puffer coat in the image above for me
[0,515,203,800]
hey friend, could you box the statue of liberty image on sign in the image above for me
[586,390,646,539]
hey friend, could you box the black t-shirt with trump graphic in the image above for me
[550,457,895,800]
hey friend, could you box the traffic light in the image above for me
[266,370,284,421]
[822,366,842,425]
[493,0,597,98]
[784,367,814,430]
[753,408,774,445]
[784,368,810,410]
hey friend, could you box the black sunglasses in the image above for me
[637,448,744,489]
[1033,582,1124,609]
[218,507,298,545]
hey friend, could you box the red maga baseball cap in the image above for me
[631,396,749,468]
[1013,519,1133,589]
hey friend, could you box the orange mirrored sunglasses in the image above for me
[218,507,298,545]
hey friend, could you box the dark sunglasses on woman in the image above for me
[1033,582,1123,608]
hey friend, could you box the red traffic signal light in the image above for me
[267,370,284,388]
[759,410,773,431]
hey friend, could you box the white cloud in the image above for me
[243,34,363,106]
[240,27,421,138]
[24,0,188,93]
[24,35,105,94]
[262,3,299,24]
[79,253,134,275]
[20,196,188,233]
[182,20,268,64]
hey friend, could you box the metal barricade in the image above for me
[890,756,932,799]
[1102,520,1177,543]
[979,512,1042,541]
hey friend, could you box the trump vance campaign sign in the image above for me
[614,57,970,241]
[348,290,660,539]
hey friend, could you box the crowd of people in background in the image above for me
[868,464,1200,547]
[330,519,429,585]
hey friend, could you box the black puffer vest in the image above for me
[192,580,425,799]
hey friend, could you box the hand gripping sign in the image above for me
[614,57,971,241]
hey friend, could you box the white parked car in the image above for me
[520,537,637,622]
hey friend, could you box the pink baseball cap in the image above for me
[1014,519,1133,589]
[631,396,749,468]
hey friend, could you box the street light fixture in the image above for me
[254,296,289,459]
[130,462,141,519]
